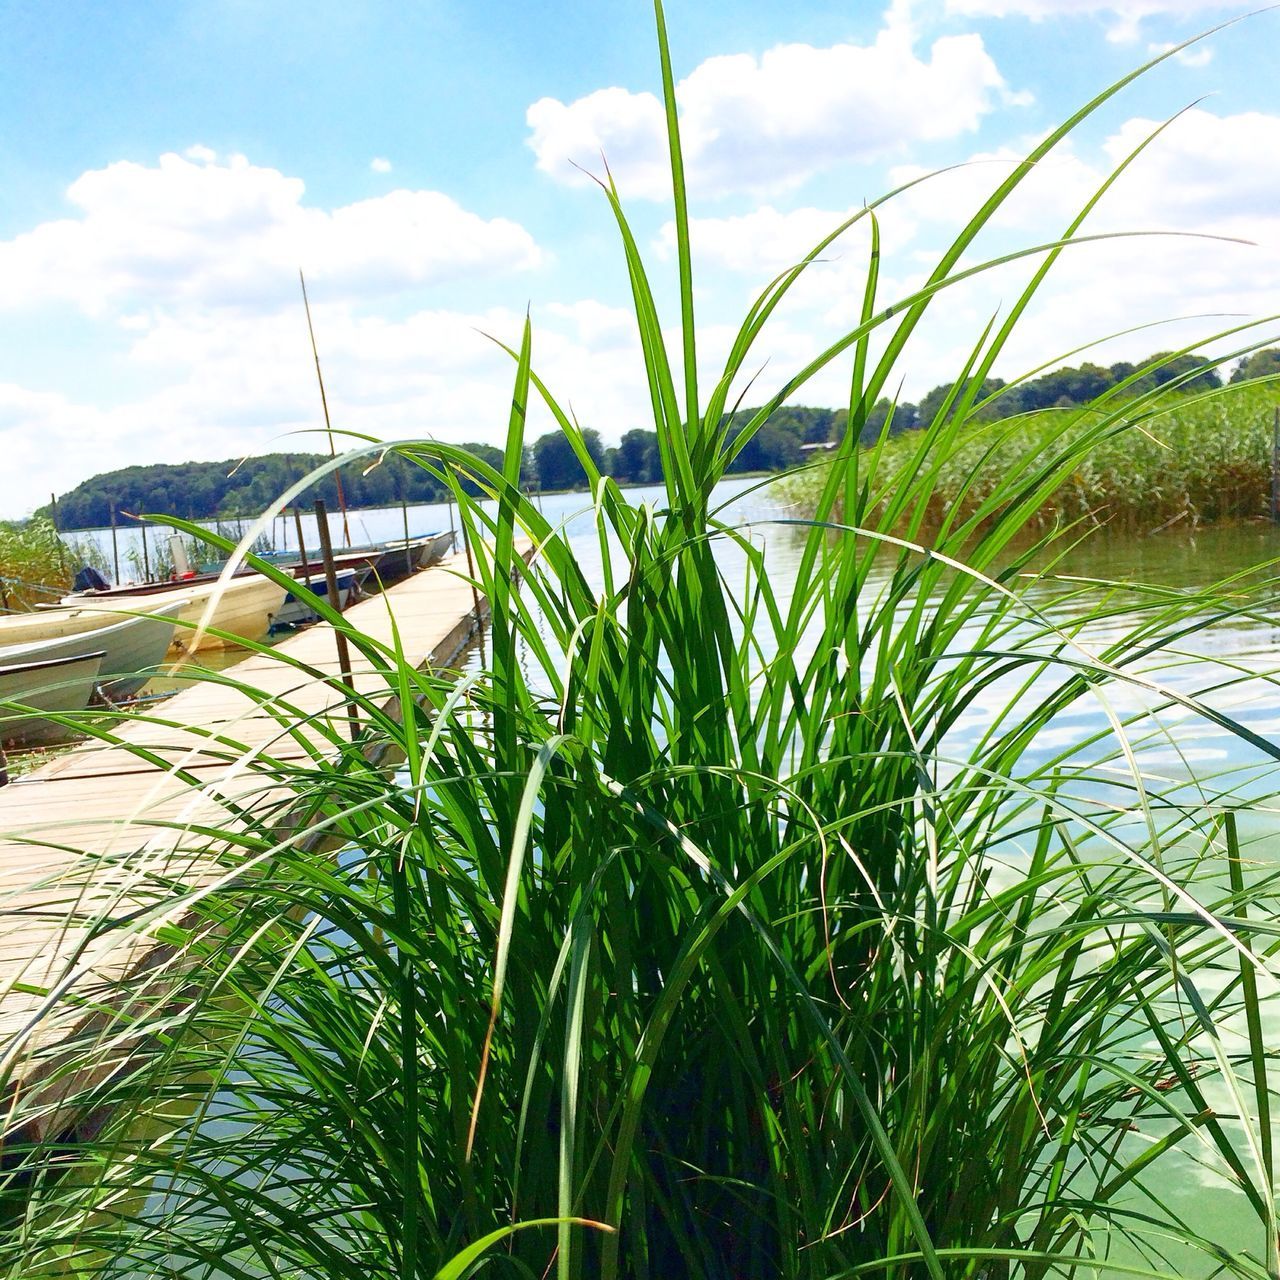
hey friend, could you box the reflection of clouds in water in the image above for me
[1124,747,1232,767]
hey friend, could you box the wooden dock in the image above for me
[0,546,517,1141]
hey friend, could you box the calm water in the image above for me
[67,483,1280,1273]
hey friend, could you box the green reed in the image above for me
[788,381,1280,536]
[3,7,1280,1279]
[0,518,71,611]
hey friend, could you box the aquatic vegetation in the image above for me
[4,7,1280,1279]
[786,380,1280,535]
[0,518,71,611]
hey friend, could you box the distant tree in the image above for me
[613,429,661,485]
[1127,353,1222,396]
[916,377,1007,427]
[1230,348,1280,384]
[835,398,919,443]
[728,422,803,473]
[44,445,510,530]
[767,405,835,445]
[532,430,606,491]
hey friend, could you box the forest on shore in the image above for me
[41,347,1277,529]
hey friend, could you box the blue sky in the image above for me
[1,0,1277,517]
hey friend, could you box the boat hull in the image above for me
[273,568,367,628]
[0,601,183,699]
[60,576,287,652]
[0,651,104,747]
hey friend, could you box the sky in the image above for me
[0,0,1277,518]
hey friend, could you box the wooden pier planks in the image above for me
[0,544,522,1132]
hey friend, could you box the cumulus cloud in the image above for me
[943,0,1232,44]
[1148,40,1213,66]
[657,205,871,276]
[647,106,1280,406]
[0,148,541,317]
[887,107,1280,392]
[0,296,664,515]
[370,156,393,173]
[527,15,1026,200]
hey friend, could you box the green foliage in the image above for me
[611,428,662,484]
[4,10,1280,1280]
[0,517,69,609]
[532,427,607,490]
[1231,346,1280,384]
[45,446,507,531]
[790,381,1279,534]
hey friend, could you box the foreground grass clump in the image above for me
[0,518,70,611]
[4,7,1280,1280]
[788,380,1280,536]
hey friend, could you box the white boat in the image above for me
[272,566,368,629]
[421,530,455,567]
[0,596,180,648]
[56,575,288,653]
[0,650,104,747]
[0,600,184,700]
[347,530,454,584]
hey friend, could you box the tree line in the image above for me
[43,349,1276,529]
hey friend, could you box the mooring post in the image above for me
[314,498,359,742]
[292,507,311,581]
[110,504,121,584]
[140,514,151,583]
[402,496,413,578]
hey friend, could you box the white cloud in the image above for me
[943,0,1232,44]
[527,17,1025,200]
[0,298,664,516]
[370,156,393,174]
[658,205,871,276]
[1148,40,1213,66]
[0,148,541,317]
[884,107,1280,393]
[1098,109,1280,228]
[646,107,1280,408]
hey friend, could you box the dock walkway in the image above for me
[0,546,513,1139]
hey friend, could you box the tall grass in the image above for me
[0,518,70,610]
[787,381,1280,535]
[4,7,1280,1279]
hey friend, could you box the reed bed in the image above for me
[0,518,70,611]
[789,382,1280,537]
[3,8,1280,1279]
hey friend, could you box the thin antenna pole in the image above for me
[299,269,351,546]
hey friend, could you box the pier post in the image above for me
[314,498,359,741]
[110,504,121,584]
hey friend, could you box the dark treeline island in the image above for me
[43,348,1278,529]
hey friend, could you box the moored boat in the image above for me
[421,529,455,567]
[358,530,454,584]
[198,530,455,590]
[0,600,184,700]
[55,575,287,652]
[0,650,105,747]
[272,566,369,628]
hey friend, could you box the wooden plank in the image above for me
[0,544,524,1135]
